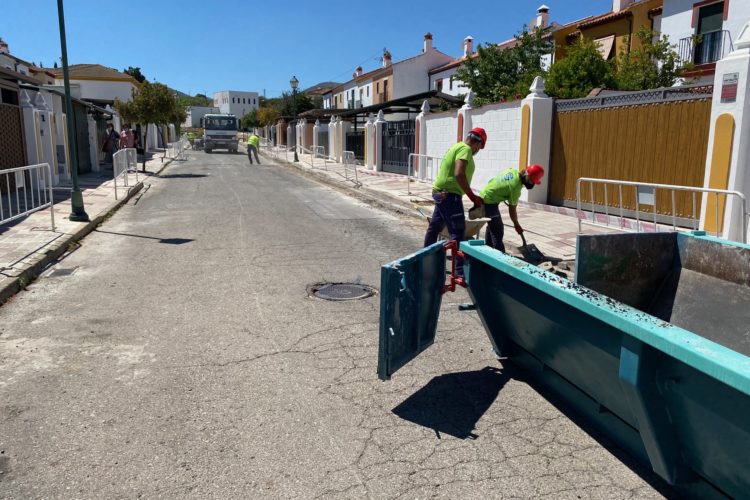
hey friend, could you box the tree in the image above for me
[546,37,614,99]
[177,93,214,110]
[114,81,183,172]
[455,27,552,105]
[240,109,259,130]
[257,106,279,126]
[614,28,684,90]
[123,66,146,83]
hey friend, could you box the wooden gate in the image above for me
[549,89,713,218]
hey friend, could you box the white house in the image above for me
[661,0,750,82]
[49,64,139,105]
[213,90,259,118]
[387,33,454,99]
[429,36,475,96]
[183,105,220,128]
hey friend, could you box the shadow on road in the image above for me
[94,229,193,245]
[392,366,508,440]
[158,173,208,179]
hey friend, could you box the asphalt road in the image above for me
[0,149,672,499]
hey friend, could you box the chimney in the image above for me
[354,66,363,78]
[0,38,8,55]
[463,36,474,57]
[382,49,392,68]
[423,32,433,53]
[612,0,633,12]
[536,5,550,29]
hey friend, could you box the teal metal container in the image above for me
[378,232,750,498]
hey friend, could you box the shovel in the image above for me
[520,232,545,264]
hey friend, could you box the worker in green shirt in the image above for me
[478,164,545,253]
[247,133,261,164]
[424,127,487,276]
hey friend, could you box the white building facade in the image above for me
[661,0,750,82]
[213,90,259,118]
[183,106,220,128]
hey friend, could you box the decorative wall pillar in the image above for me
[457,91,474,143]
[313,119,321,152]
[365,113,375,169]
[520,76,554,204]
[374,110,386,171]
[700,22,750,241]
[415,100,429,178]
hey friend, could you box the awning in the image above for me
[595,35,616,60]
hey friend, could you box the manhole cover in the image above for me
[47,267,77,277]
[308,282,377,301]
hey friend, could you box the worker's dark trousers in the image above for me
[483,203,506,253]
[424,192,466,275]
[248,145,260,164]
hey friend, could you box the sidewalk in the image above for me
[0,152,177,304]
[260,146,617,264]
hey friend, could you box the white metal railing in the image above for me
[113,148,139,200]
[0,163,55,231]
[342,151,361,188]
[407,154,443,195]
[312,145,328,168]
[576,177,749,243]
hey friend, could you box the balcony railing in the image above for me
[678,30,733,66]
[347,100,363,109]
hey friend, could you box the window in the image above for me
[367,86,370,97]
[253,98,256,105]
[694,1,726,64]
[436,79,443,92]
[449,77,453,91]
[232,97,235,103]
[243,98,246,104]
[377,82,380,93]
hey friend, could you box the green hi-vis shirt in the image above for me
[432,142,475,195]
[480,168,523,205]
[247,135,260,148]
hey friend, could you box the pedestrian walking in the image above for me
[423,127,487,276]
[120,123,135,149]
[247,132,260,164]
[103,123,119,164]
[471,164,545,253]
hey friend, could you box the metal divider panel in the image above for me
[378,242,446,380]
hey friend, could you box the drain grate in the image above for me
[308,282,377,301]
[47,267,77,277]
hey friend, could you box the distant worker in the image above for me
[187,130,196,148]
[247,132,260,164]
[474,164,545,253]
[423,127,487,276]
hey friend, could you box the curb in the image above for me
[0,180,146,307]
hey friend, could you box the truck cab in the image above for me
[203,114,238,153]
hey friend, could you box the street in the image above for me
[0,150,670,499]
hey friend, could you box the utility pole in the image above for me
[57,0,89,222]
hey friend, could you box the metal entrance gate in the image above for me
[317,130,329,156]
[345,131,364,161]
[382,120,415,175]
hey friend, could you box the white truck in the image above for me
[203,114,238,153]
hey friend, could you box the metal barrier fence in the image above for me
[342,151,361,188]
[0,163,55,231]
[576,177,748,243]
[407,154,443,195]
[166,140,185,161]
[113,148,139,200]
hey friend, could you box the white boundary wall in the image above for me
[467,100,523,189]
[424,111,456,160]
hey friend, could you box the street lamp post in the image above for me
[56,0,88,222]
[290,75,299,163]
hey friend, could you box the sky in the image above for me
[2,0,612,98]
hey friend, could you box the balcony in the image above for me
[678,30,733,67]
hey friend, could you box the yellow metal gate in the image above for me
[549,89,713,218]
